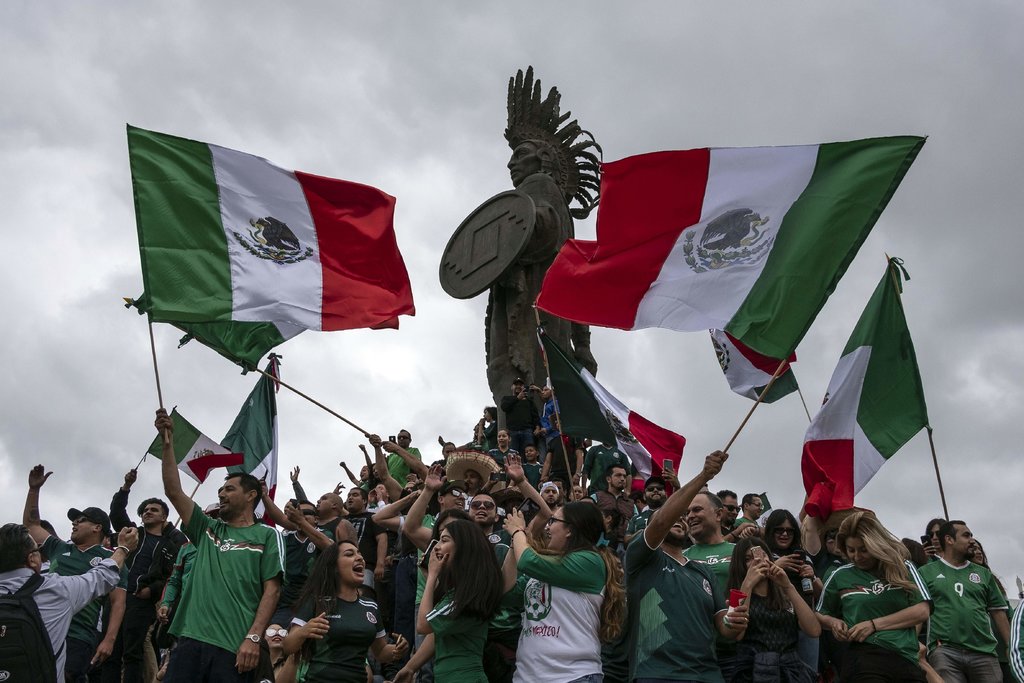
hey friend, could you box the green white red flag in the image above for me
[224,358,281,516]
[537,137,924,359]
[145,409,244,483]
[710,329,798,403]
[128,125,414,333]
[538,328,685,480]
[802,258,929,519]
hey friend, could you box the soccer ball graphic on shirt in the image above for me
[523,580,552,621]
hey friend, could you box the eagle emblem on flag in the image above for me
[682,208,775,273]
[234,216,313,264]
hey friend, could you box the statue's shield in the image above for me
[439,190,536,299]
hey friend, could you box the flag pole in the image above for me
[722,358,790,452]
[882,254,949,519]
[795,386,813,423]
[172,480,204,529]
[534,307,576,486]
[926,427,950,520]
[253,367,371,437]
[146,319,171,446]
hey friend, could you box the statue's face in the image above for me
[508,141,544,186]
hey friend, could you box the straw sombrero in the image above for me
[444,450,501,487]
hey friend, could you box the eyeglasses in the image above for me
[470,501,495,510]
[773,528,795,537]
[645,486,665,493]
[724,505,739,512]
[545,516,567,527]
[265,628,288,638]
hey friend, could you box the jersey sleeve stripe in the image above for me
[905,561,931,601]
[1010,606,1024,680]
[815,563,850,611]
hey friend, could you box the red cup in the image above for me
[729,589,748,608]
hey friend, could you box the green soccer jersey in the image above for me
[1010,602,1024,682]
[583,445,630,495]
[171,503,284,653]
[626,537,727,682]
[280,530,320,608]
[817,561,930,664]
[293,596,385,683]
[414,514,436,605]
[918,558,1008,655]
[427,592,488,683]
[42,536,128,646]
[683,541,735,597]
[625,508,653,540]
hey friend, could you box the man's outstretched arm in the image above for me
[644,451,727,548]
[157,409,194,527]
[24,465,53,545]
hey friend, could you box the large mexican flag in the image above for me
[538,329,685,481]
[128,125,414,332]
[802,259,929,519]
[537,137,925,358]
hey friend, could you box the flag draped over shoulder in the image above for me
[225,359,280,516]
[710,329,798,403]
[125,295,301,372]
[128,125,414,333]
[537,137,925,358]
[802,258,929,519]
[538,329,685,480]
[145,409,244,483]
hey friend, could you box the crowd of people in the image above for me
[1,381,1022,683]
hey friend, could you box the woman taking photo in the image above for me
[284,541,408,683]
[503,501,626,683]
[417,518,503,683]
[727,538,820,682]
[816,511,931,683]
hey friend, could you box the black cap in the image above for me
[440,480,467,497]
[512,377,525,385]
[67,507,111,535]
[644,476,667,490]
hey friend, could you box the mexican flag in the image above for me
[128,125,415,332]
[802,259,929,519]
[710,329,798,403]
[126,294,301,372]
[538,329,685,480]
[224,358,281,517]
[537,137,924,359]
[146,409,244,484]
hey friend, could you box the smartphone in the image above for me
[920,534,931,545]
[389,435,397,443]
[419,539,439,569]
[490,472,508,482]
[663,459,674,472]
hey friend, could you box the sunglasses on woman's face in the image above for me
[773,527,795,537]
[265,628,288,638]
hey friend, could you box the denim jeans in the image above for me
[928,644,1002,683]
[508,428,534,458]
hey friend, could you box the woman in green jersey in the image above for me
[727,538,820,682]
[815,511,931,683]
[284,540,409,683]
[417,518,503,683]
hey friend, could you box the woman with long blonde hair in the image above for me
[503,501,625,683]
[816,511,931,682]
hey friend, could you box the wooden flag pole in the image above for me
[253,367,371,437]
[722,357,790,453]
[172,480,204,529]
[795,386,813,423]
[534,307,576,485]
[882,254,948,519]
[146,319,171,446]
[926,427,950,520]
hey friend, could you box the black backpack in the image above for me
[0,572,58,683]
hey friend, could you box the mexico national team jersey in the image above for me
[918,557,1008,655]
[626,536,727,682]
[817,560,931,664]
[171,503,284,653]
[1010,602,1024,682]
[42,536,128,646]
[293,596,384,683]
[682,541,735,597]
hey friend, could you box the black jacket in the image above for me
[109,488,187,602]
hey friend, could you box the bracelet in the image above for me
[114,545,131,554]
[511,529,526,539]
[870,619,877,633]
[722,614,733,629]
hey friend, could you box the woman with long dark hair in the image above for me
[816,511,931,682]
[726,537,820,682]
[416,518,503,683]
[504,501,626,683]
[283,540,408,682]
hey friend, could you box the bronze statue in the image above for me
[440,67,600,414]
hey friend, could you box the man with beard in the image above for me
[107,468,187,683]
[718,489,759,543]
[22,465,127,683]
[624,476,668,546]
[539,481,563,513]
[625,452,747,682]
[156,409,283,683]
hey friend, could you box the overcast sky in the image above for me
[3,2,1021,584]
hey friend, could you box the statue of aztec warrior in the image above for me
[440,66,602,412]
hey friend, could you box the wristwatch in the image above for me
[246,633,260,644]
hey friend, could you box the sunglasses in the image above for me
[773,528,795,537]
[265,628,288,638]
[645,486,665,493]
[724,505,739,512]
[470,501,495,510]
[301,510,317,517]
[445,489,466,498]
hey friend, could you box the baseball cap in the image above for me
[440,480,466,497]
[67,507,111,535]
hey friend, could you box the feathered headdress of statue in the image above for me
[505,66,601,220]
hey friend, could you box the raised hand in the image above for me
[504,453,525,484]
[290,466,301,483]
[424,464,444,492]
[702,451,728,480]
[118,526,140,552]
[28,464,52,490]
[123,469,138,490]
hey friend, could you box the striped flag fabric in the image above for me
[538,328,685,481]
[802,258,929,519]
[710,329,798,403]
[225,358,281,517]
[128,125,414,332]
[536,137,924,359]
[146,409,244,483]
